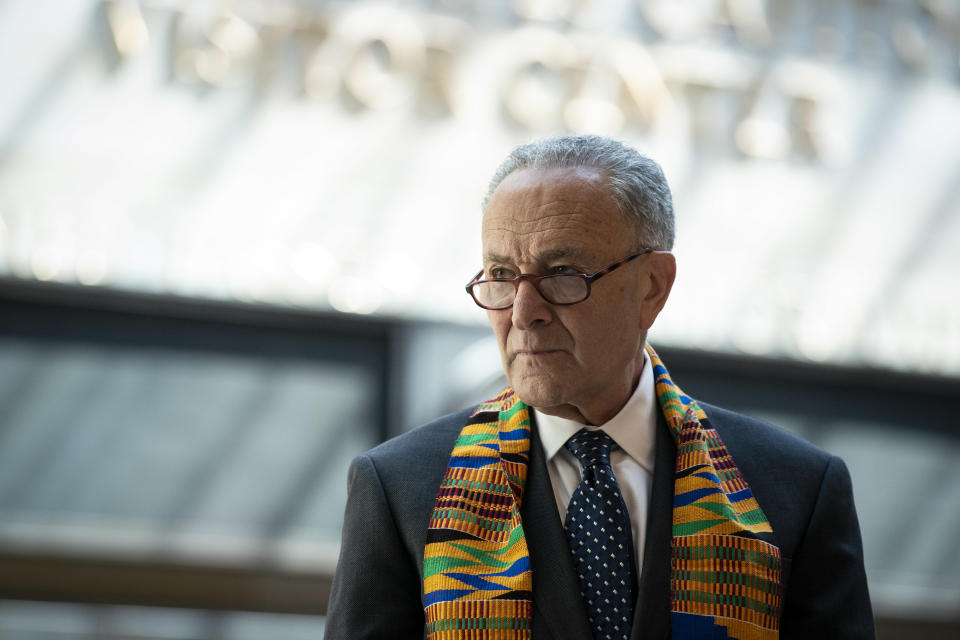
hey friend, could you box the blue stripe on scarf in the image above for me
[674,487,722,507]
[481,557,531,578]
[727,487,755,503]
[671,612,734,639]
[424,588,473,607]
[448,456,501,468]
[445,573,510,591]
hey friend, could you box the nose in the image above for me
[511,279,552,330]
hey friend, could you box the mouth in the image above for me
[513,349,563,357]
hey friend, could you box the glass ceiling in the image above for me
[0,0,958,376]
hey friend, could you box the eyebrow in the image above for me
[483,248,582,264]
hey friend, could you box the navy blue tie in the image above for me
[564,429,636,640]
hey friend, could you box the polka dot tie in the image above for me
[563,429,636,640]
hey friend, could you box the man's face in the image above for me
[481,165,669,425]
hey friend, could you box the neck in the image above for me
[535,347,648,426]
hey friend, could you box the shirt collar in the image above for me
[534,352,657,474]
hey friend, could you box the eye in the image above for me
[549,265,578,275]
[487,267,514,279]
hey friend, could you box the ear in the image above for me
[638,251,676,330]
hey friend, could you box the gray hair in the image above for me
[482,135,675,250]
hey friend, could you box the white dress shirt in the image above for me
[533,353,658,579]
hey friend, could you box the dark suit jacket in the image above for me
[325,402,874,639]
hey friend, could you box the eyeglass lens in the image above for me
[472,275,588,308]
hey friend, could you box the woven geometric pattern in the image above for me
[423,347,783,639]
[648,345,782,640]
[423,389,534,639]
[671,422,772,537]
[672,535,782,635]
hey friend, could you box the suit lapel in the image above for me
[523,416,593,640]
[632,413,675,640]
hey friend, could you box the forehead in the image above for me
[481,166,633,261]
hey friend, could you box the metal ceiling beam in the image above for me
[0,550,332,615]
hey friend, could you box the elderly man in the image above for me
[325,136,873,639]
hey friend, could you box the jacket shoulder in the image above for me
[349,406,476,561]
[365,406,475,473]
[698,400,831,468]
[327,409,476,640]
[697,401,838,556]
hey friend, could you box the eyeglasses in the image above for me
[465,248,654,310]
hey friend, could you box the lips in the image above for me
[513,348,563,357]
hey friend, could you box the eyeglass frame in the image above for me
[465,248,655,310]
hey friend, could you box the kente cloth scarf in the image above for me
[423,345,782,640]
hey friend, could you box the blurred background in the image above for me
[0,0,958,638]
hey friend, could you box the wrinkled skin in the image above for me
[482,166,676,426]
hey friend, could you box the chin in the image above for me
[509,375,569,410]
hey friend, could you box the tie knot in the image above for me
[564,429,616,469]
